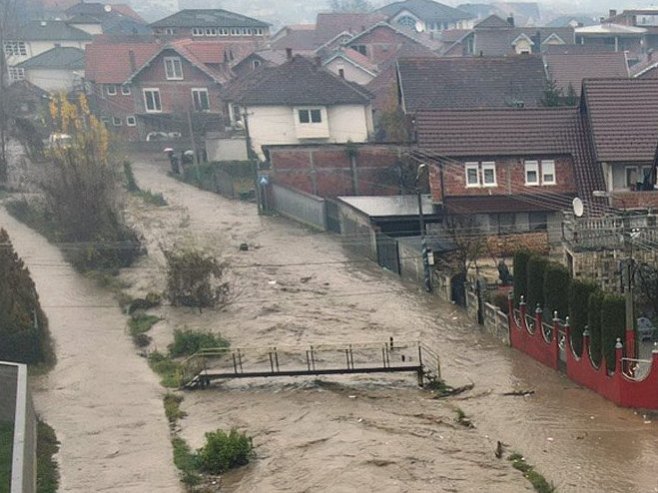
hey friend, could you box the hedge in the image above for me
[587,291,605,366]
[513,250,531,305]
[526,256,549,311]
[543,263,570,320]
[600,294,626,371]
[569,280,599,357]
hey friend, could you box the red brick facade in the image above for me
[91,82,140,141]
[611,190,658,210]
[347,25,430,65]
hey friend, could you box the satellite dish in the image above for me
[104,4,112,12]
[572,197,584,217]
[414,21,424,33]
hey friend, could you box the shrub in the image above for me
[163,393,186,425]
[513,250,531,305]
[148,351,182,388]
[197,429,253,474]
[588,291,605,366]
[569,281,599,356]
[600,294,626,371]
[165,249,229,308]
[168,328,229,358]
[526,256,549,310]
[123,161,139,192]
[138,189,167,206]
[128,312,160,347]
[171,437,201,486]
[543,263,570,319]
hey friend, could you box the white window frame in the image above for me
[219,28,229,35]
[4,41,27,56]
[121,84,131,95]
[541,159,556,185]
[297,107,323,124]
[525,160,539,185]
[8,67,25,81]
[465,162,480,187]
[253,59,261,69]
[165,28,175,35]
[192,27,203,36]
[481,161,497,187]
[164,56,183,80]
[100,116,111,126]
[126,116,137,127]
[112,117,122,127]
[106,84,117,96]
[143,88,162,113]
[255,28,263,36]
[191,88,210,112]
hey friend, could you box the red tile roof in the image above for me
[544,52,629,95]
[170,38,258,66]
[85,38,159,83]
[582,78,658,162]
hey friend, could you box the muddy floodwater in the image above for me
[3,153,658,492]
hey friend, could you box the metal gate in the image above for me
[376,233,400,274]
[325,199,341,233]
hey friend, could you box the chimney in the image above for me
[128,49,136,72]
[507,14,515,27]
[285,47,292,60]
[609,9,617,18]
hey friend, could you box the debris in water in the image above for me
[495,441,504,458]
[547,437,554,442]
[502,390,535,397]
[300,276,313,283]
[268,280,277,285]
[348,395,357,399]
[239,243,249,251]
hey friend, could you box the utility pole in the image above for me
[416,163,432,293]
[186,109,201,183]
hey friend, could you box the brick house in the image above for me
[85,36,160,140]
[543,51,629,97]
[124,38,258,140]
[150,9,270,40]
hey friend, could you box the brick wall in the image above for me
[612,191,658,210]
[267,144,405,198]
[486,231,550,257]
[349,26,422,65]
[91,83,140,141]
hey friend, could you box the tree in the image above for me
[587,291,604,366]
[543,263,570,318]
[526,255,549,310]
[564,82,578,106]
[444,215,486,277]
[328,0,373,12]
[165,249,230,308]
[0,0,19,185]
[540,78,563,107]
[600,294,625,371]
[513,250,531,305]
[569,280,598,356]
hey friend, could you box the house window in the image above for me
[253,59,261,69]
[192,88,210,111]
[165,28,175,35]
[232,104,242,122]
[352,45,367,56]
[4,41,27,56]
[192,27,203,36]
[465,162,480,187]
[126,116,137,126]
[529,212,548,231]
[8,67,25,81]
[497,213,516,234]
[143,88,162,112]
[542,160,556,185]
[205,28,216,36]
[482,161,497,186]
[230,28,239,35]
[112,117,122,126]
[525,160,539,185]
[298,108,322,124]
[100,116,111,126]
[121,84,131,95]
[164,56,183,80]
[255,28,263,35]
[397,15,417,28]
[219,28,229,35]
[106,84,117,95]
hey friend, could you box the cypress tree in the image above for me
[526,255,549,310]
[513,250,531,305]
[543,263,570,319]
[569,280,599,356]
[588,291,605,366]
[600,294,626,371]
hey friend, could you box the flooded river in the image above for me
[3,152,658,492]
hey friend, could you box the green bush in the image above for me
[168,329,229,358]
[128,313,160,347]
[588,291,605,366]
[165,249,230,308]
[197,429,253,474]
[163,393,186,425]
[526,256,549,310]
[138,189,167,206]
[513,250,531,305]
[569,281,599,356]
[171,437,201,486]
[36,420,60,493]
[543,263,570,319]
[600,294,626,371]
[148,351,182,388]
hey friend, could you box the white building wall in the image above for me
[26,69,82,92]
[327,104,371,143]
[247,105,299,159]
[323,59,375,85]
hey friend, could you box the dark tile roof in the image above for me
[270,28,319,51]
[544,52,629,95]
[545,15,598,28]
[445,195,569,213]
[582,78,658,162]
[150,9,269,28]
[471,26,575,56]
[14,20,92,41]
[65,2,145,23]
[15,46,85,70]
[474,14,511,29]
[397,56,547,111]
[543,44,615,55]
[377,0,473,23]
[315,12,387,44]
[229,55,372,106]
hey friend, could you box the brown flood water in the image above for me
[124,156,658,493]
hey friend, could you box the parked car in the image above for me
[637,317,655,342]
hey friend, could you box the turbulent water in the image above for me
[3,154,658,492]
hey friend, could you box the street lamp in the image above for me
[416,164,432,293]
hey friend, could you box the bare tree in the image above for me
[0,0,18,185]
[444,215,486,276]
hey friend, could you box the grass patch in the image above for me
[0,422,12,493]
[164,393,186,426]
[37,420,60,493]
[168,329,229,358]
[138,189,167,206]
[171,436,201,487]
[454,407,474,428]
[508,452,556,493]
[148,351,182,388]
[128,312,160,347]
[85,270,130,292]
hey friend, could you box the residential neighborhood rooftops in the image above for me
[582,78,658,162]
[377,0,474,23]
[230,55,372,106]
[65,2,145,23]
[150,9,270,28]
[315,12,387,42]
[397,56,547,111]
[15,47,85,70]
[13,20,92,41]
[544,52,629,95]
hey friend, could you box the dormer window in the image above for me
[298,108,322,124]
[164,56,183,80]
[397,15,417,28]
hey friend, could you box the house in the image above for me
[84,36,160,140]
[545,15,598,28]
[64,2,150,35]
[322,48,379,85]
[224,55,373,160]
[397,56,548,112]
[3,80,50,123]
[231,49,293,79]
[414,106,605,242]
[543,51,629,97]
[605,8,658,52]
[442,15,574,56]
[580,78,658,209]
[458,2,543,27]
[123,38,258,139]
[149,9,270,39]
[12,47,85,93]
[376,0,475,32]
[3,20,92,72]
[575,23,646,59]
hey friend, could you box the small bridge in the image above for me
[181,339,441,390]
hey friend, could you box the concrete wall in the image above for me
[27,68,81,92]
[338,201,378,260]
[0,362,37,493]
[271,183,327,231]
[206,137,248,161]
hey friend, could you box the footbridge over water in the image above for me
[181,340,441,389]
